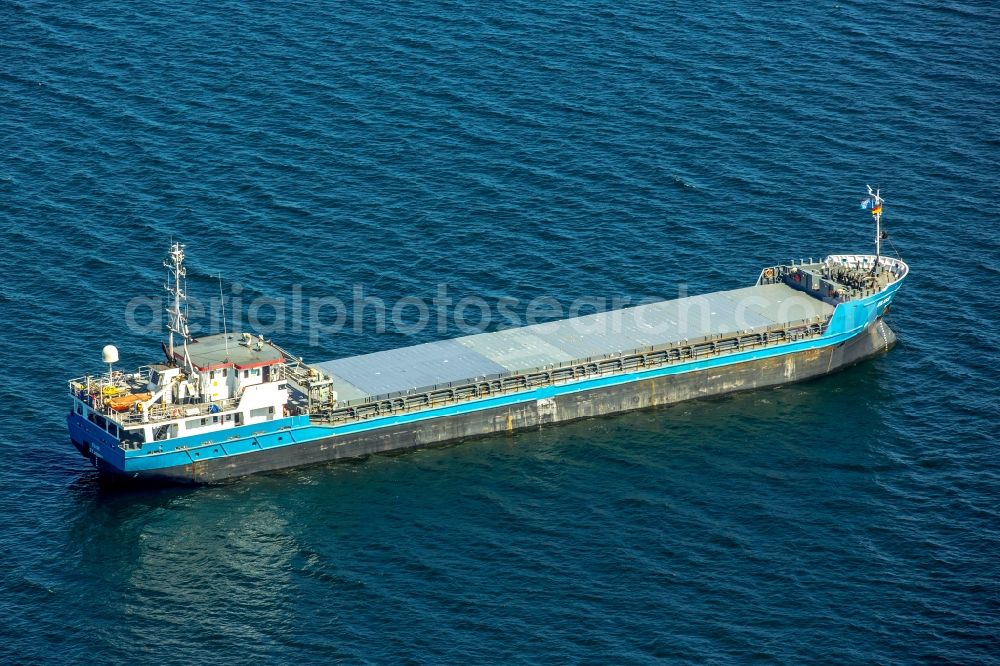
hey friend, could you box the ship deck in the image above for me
[315,283,834,406]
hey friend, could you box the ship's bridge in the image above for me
[151,331,336,419]
[172,332,285,402]
[177,332,284,370]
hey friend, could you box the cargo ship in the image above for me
[67,187,907,484]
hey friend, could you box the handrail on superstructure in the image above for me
[69,375,241,428]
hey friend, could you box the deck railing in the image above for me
[311,315,831,426]
[70,373,241,428]
[114,398,241,426]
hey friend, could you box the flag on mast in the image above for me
[861,187,883,217]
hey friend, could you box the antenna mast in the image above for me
[218,274,230,359]
[165,243,191,365]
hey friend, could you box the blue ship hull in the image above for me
[69,279,903,485]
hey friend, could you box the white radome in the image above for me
[102,344,120,365]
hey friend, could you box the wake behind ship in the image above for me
[67,187,907,484]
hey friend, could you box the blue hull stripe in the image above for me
[119,283,900,475]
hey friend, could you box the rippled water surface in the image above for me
[1,0,998,663]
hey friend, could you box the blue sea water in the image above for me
[2,0,999,662]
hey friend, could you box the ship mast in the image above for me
[164,242,192,368]
[863,184,885,273]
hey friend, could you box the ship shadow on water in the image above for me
[66,469,206,513]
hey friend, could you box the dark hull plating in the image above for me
[96,321,896,485]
